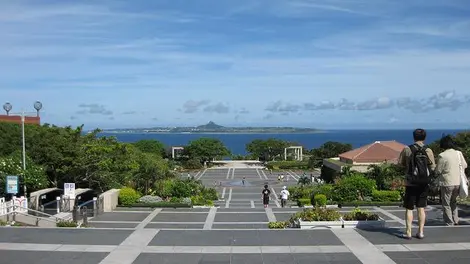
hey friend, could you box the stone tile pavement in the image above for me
[1,168,470,263]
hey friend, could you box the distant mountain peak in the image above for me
[197,121,224,129]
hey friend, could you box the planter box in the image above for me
[299,217,385,229]
[299,220,343,229]
[192,205,216,208]
[342,218,386,228]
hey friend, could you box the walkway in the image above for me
[1,168,470,263]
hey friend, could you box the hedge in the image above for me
[119,187,141,206]
[372,190,401,202]
[297,198,312,207]
[267,161,309,170]
[313,194,327,207]
[336,201,403,207]
[119,202,192,208]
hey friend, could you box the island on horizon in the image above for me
[101,121,322,134]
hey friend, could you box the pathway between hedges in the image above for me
[2,168,470,264]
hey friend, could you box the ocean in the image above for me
[99,129,465,155]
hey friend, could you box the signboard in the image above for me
[64,183,76,198]
[6,175,19,194]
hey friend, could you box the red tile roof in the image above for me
[339,141,406,163]
[0,115,40,125]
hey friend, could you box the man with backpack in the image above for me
[398,128,436,239]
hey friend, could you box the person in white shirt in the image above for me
[280,186,290,208]
[435,135,468,226]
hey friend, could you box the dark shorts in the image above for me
[263,196,269,205]
[404,185,429,210]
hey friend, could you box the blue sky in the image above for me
[1,0,470,129]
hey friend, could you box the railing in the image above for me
[38,199,60,216]
[1,204,62,226]
[1,195,105,227]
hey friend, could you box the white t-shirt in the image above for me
[280,190,289,199]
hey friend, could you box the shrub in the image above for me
[289,186,315,200]
[154,179,175,198]
[183,158,203,169]
[170,197,183,203]
[201,187,218,201]
[313,194,327,207]
[190,195,205,205]
[182,197,192,204]
[313,184,334,197]
[138,195,163,204]
[120,202,191,208]
[119,187,141,206]
[268,221,289,229]
[171,180,192,198]
[342,208,379,221]
[332,174,376,202]
[0,220,7,226]
[56,220,78,227]
[371,190,401,202]
[297,198,312,207]
[337,201,402,207]
[191,195,214,206]
[267,161,309,170]
[290,207,341,223]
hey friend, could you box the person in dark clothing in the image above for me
[242,177,246,186]
[262,185,271,208]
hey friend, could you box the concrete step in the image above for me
[13,213,57,228]
[53,212,73,221]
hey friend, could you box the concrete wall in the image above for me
[323,158,344,172]
[99,189,120,212]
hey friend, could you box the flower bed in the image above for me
[289,207,384,229]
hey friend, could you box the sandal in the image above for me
[415,233,424,239]
[400,234,412,240]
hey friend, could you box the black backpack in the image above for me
[408,144,431,185]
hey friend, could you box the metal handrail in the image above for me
[41,199,59,208]
[3,205,65,222]
[77,199,94,209]
[11,210,58,224]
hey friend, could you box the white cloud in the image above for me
[1,0,470,128]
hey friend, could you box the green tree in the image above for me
[309,141,353,168]
[246,138,290,161]
[132,152,171,195]
[71,136,139,192]
[0,153,48,196]
[365,164,403,190]
[184,138,230,162]
[0,122,177,196]
[429,131,470,175]
[133,139,166,157]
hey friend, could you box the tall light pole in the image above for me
[3,101,43,197]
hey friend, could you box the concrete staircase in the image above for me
[53,212,73,221]
[13,212,58,227]
[0,205,68,228]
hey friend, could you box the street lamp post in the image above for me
[3,101,43,197]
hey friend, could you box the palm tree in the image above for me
[298,176,311,186]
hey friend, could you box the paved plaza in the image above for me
[1,168,470,263]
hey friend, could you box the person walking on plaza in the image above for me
[435,135,468,226]
[262,185,271,208]
[280,186,290,208]
[398,128,436,239]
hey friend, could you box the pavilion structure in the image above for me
[284,146,303,161]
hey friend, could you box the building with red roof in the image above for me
[0,115,41,125]
[323,141,406,172]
